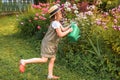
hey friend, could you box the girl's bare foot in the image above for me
[47,75,60,80]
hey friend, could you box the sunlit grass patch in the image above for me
[0,16,18,36]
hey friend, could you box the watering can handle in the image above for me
[71,22,77,27]
[67,24,72,28]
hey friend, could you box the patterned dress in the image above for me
[41,21,61,58]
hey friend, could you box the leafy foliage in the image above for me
[16,3,50,39]
[99,0,120,11]
[16,1,120,80]
[57,18,120,80]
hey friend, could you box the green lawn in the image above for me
[0,16,83,80]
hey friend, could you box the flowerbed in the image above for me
[16,0,120,79]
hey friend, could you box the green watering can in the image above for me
[67,22,80,42]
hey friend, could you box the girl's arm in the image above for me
[60,24,71,32]
[55,27,72,38]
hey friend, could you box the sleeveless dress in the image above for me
[41,21,61,58]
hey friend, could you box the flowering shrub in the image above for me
[16,1,120,79]
[16,2,52,39]
[95,5,120,54]
[96,5,120,31]
[58,1,120,80]
[17,13,49,39]
[62,1,79,20]
[16,0,62,39]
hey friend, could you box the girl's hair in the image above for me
[50,15,55,21]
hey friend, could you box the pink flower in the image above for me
[37,26,41,30]
[32,4,41,9]
[39,3,46,7]
[32,4,37,8]
[103,26,108,30]
[96,19,102,25]
[102,12,109,17]
[35,13,39,16]
[61,4,64,8]
[85,11,93,16]
[113,19,118,24]
[118,26,120,31]
[39,16,46,20]
[56,0,60,4]
[46,3,50,6]
[41,8,48,14]
[118,8,120,12]
[32,4,34,7]
[113,15,118,19]
[102,22,106,26]
[36,5,41,9]
[112,25,117,30]
[43,3,46,7]
[39,3,42,6]
[34,17,38,20]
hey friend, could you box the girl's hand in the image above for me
[69,28,73,32]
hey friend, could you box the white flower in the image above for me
[79,12,84,17]
[64,4,68,8]
[64,1,71,7]
[66,1,71,6]
[83,16,87,19]
[87,5,95,11]
[74,10,79,14]
[73,4,76,6]
[72,4,78,10]
[66,7,71,11]
[85,11,93,16]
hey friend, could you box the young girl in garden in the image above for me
[19,4,72,79]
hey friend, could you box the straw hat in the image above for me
[48,4,62,17]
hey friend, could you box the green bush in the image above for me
[99,0,120,11]
[57,13,120,80]
[95,5,120,55]
[101,27,120,54]
[17,10,50,39]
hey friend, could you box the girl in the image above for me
[19,4,72,79]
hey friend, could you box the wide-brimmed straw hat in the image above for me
[48,4,62,17]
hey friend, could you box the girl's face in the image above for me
[55,10,62,21]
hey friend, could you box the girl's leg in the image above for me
[21,57,48,65]
[19,57,48,73]
[48,57,59,79]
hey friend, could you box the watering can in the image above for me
[67,22,80,42]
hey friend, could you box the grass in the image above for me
[0,16,83,80]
